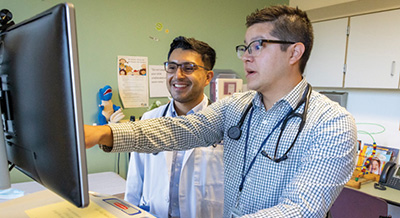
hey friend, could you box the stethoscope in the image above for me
[227,84,312,163]
[161,98,212,116]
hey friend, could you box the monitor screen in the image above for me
[0,3,89,208]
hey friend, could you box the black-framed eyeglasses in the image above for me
[163,61,209,74]
[235,39,295,59]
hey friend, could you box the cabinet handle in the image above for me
[391,61,396,77]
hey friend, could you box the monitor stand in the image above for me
[0,105,11,190]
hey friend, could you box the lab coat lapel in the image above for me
[182,149,194,169]
[165,151,174,179]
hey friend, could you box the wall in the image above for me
[290,1,400,215]
[289,0,357,11]
[0,0,287,183]
[289,0,400,153]
[303,0,400,21]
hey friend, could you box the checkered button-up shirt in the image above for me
[108,79,357,218]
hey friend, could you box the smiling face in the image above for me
[167,48,212,106]
[371,160,380,173]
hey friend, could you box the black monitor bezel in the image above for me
[0,3,89,208]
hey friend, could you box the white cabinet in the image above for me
[345,9,400,89]
[305,18,348,88]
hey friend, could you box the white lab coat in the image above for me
[125,98,224,218]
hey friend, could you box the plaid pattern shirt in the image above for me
[108,79,357,218]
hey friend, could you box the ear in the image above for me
[289,42,305,65]
[204,70,214,86]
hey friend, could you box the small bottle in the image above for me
[130,116,135,122]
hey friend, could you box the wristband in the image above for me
[99,144,113,152]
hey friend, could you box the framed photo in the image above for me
[356,143,399,175]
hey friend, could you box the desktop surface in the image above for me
[0,172,154,217]
[355,181,400,206]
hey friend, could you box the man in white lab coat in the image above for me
[125,36,224,218]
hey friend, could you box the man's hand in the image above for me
[84,124,113,149]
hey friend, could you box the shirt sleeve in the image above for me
[107,98,227,154]
[242,111,357,218]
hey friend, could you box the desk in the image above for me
[355,181,400,206]
[0,171,127,204]
[0,172,154,217]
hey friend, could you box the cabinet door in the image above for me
[304,18,348,88]
[346,9,400,89]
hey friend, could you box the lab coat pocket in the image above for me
[196,199,224,218]
[193,145,224,186]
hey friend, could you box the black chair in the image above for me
[328,187,391,218]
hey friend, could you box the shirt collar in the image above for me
[284,79,308,110]
[253,78,308,111]
[169,93,208,117]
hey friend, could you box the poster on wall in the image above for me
[149,65,170,98]
[117,56,149,108]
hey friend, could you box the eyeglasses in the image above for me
[164,62,209,74]
[235,39,295,59]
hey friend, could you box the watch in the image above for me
[99,144,113,152]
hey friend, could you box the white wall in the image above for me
[290,0,400,155]
[316,88,400,151]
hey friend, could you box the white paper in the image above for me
[149,65,170,98]
[117,56,149,108]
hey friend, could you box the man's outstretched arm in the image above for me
[84,124,113,149]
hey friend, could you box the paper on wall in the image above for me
[117,56,149,108]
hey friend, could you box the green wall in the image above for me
[1,0,288,182]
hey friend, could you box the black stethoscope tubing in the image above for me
[231,84,312,192]
[239,106,291,192]
[267,84,311,161]
[228,84,311,151]
[161,99,212,117]
[226,101,253,140]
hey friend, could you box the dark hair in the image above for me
[246,5,313,73]
[167,36,216,70]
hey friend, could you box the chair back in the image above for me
[329,187,391,218]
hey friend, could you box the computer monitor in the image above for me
[0,3,89,208]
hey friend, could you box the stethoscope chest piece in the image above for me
[228,102,253,140]
[228,126,242,140]
[227,84,312,162]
